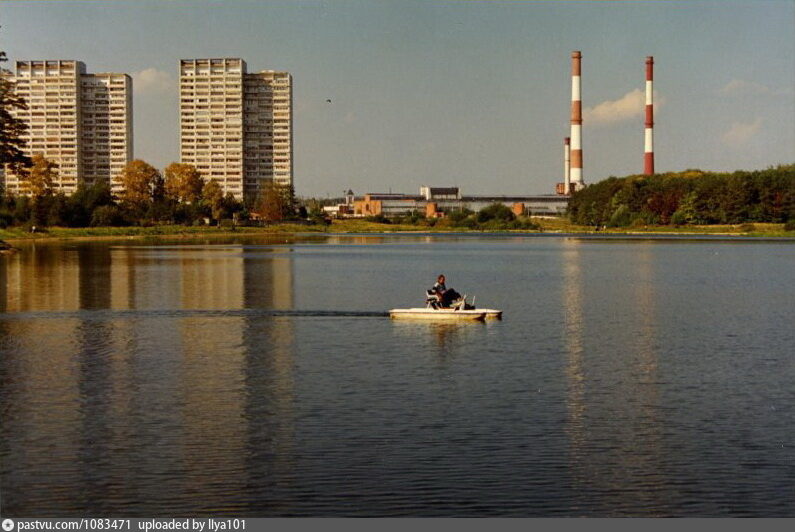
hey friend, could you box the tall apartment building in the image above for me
[80,72,133,194]
[179,58,292,201]
[1,60,132,195]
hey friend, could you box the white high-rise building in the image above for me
[180,58,292,201]
[2,60,132,195]
[80,72,133,195]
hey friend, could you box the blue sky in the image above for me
[3,0,793,196]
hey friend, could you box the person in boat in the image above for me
[430,274,461,308]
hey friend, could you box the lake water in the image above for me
[1,234,793,517]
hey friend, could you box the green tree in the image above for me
[164,162,204,203]
[476,203,515,223]
[567,167,795,227]
[255,181,295,222]
[91,205,127,227]
[0,41,31,174]
[608,204,632,227]
[66,180,114,226]
[115,160,163,206]
[671,191,698,225]
[202,179,225,223]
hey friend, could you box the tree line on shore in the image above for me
[567,166,795,229]
[364,204,540,231]
[0,156,300,229]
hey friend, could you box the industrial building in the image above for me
[179,58,292,201]
[333,186,568,218]
[2,60,133,195]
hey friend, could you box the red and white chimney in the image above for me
[644,56,654,175]
[570,51,583,189]
[564,137,571,194]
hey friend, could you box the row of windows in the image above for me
[180,72,242,78]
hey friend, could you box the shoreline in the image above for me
[2,220,794,245]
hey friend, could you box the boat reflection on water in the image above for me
[390,319,495,357]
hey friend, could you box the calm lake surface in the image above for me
[1,234,793,517]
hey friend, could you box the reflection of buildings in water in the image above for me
[0,316,83,513]
[173,245,296,510]
[245,250,293,310]
[3,243,82,311]
[562,241,664,514]
[78,245,112,309]
[74,245,133,505]
[181,248,244,310]
[241,252,295,512]
[171,245,297,510]
[109,247,136,310]
[0,246,86,511]
[326,235,389,246]
[240,315,295,512]
[0,256,4,314]
[179,315,248,508]
[178,246,247,506]
[0,243,297,513]
[107,239,184,491]
[0,245,88,512]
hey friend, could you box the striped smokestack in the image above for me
[564,137,571,194]
[570,51,583,189]
[644,56,654,175]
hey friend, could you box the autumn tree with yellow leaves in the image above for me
[22,154,57,199]
[115,160,163,206]
[164,163,204,203]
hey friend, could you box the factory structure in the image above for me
[556,52,656,194]
[330,51,657,219]
[644,56,655,175]
[567,50,585,193]
[330,187,570,218]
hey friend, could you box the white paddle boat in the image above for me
[389,292,502,321]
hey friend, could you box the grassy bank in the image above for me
[0,223,327,241]
[532,218,795,237]
[2,219,794,243]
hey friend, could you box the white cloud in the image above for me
[722,118,762,146]
[583,88,664,126]
[719,79,793,97]
[132,68,174,94]
[719,79,770,96]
